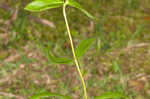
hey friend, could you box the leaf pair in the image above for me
[30,91,128,99]
[25,0,94,19]
[47,38,95,64]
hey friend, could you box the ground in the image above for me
[0,0,150,99]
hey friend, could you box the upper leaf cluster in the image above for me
[25,0,94,19]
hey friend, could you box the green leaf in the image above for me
[25,0,64,12]
[30,92,73,99]
[75,38,95,58]
[38,43,72,64]
[47,50,73,64]
[112,61,120,73]
[95,92,128,99]
[68,0,95,19]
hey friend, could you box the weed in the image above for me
[24,0,127,99]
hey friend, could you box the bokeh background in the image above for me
[0,0,150,99]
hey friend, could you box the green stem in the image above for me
[63,1,88,99]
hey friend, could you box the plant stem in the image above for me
[63,1,88,99]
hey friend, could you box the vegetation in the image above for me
[0,0,150,99]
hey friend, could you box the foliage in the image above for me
[25,0,64,12]
[95,92,127,99]
[30,92,73,99]
[23,0,128,99]
[75,38,95,58]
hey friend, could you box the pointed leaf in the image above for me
[38,43,73,64]
[75,38,95,58]
[30,92,73,99]
[68,0,95,19]
[48,51,73,64]
[25,0,64,12]
[95,92,128,99]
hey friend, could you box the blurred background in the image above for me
[0,0,150,99]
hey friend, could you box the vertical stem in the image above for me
[63,1,88,99]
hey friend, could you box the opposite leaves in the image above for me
[25,0,94,19]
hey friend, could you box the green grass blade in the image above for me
[75,38,95,58]
[68,0,95,19]
[24,0,64,12]
[30,92,73,99]
[95,92,128,99]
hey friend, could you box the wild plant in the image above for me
[25,0,127,99]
